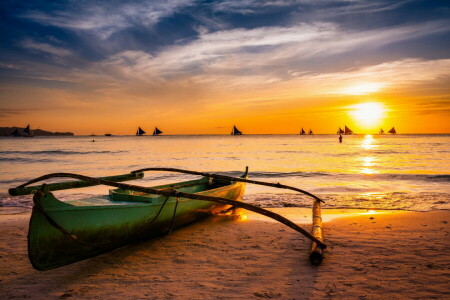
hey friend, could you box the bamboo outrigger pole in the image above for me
[310,200,324,265]
[131,167,325,203]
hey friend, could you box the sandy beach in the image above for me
[0,207,449,299]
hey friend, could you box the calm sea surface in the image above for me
[1,134,449,211]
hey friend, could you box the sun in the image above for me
[350,102,385,128]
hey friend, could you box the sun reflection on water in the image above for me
[358,135,380,174]
[361,134,376,150]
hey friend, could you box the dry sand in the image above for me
[0,207,449,299]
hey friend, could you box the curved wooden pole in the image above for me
[131,167,325,203]
[11,172,326,249]
[9,172,143,196]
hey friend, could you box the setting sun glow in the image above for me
[341,82,385,95]
[350,102,385,128]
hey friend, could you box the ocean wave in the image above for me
[244,192,450,212]
[240,171,450,182]
[326,149,405,156]
[2,191,448,212]
[0,150,127,155]
[0,157,55,163]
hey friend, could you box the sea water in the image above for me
[1,134,449,211]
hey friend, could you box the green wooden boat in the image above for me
[11,169,247,271]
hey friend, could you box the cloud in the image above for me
[21,39,72,57]
[6,1,450,115]
[0,108,37,118]
[307,58,450,93]
[73,20,449,93]
[412,99,450,116]
[22,0,196,39]
[212,0,414,15]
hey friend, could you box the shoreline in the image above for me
[0,207,449,299]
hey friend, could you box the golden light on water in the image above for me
[359,135,379,174]
[360,156,378,174]
[361,134,376,150]
[350,102,386,128]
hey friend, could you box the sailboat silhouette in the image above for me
[231,125,243,135]
[153,127,163,135]
[136,127,146,136]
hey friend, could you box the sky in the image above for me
[1,0,449,134]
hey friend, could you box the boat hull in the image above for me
[28,177,246,270]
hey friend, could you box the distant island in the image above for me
[0,127,74,136]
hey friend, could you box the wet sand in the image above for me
[0,207,449,299]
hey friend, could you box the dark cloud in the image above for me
[0,108,38,118]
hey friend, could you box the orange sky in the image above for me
[3,58,450,135]
[1,1,449,134]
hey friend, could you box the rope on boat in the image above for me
[33,203,91,247]
[14,172,326,249]
[168,197,179,234]
[131,167,325,203]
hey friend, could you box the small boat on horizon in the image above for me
[231,125,243,135]
[300,128,306,135]
[388,127,397,134]
[379,128,385,134]
[337,127,344,135]
[153,127,163,136]
[136,127,146,136]
[104,133,112,136]
[344,125,353,135]
[308,129,313,135]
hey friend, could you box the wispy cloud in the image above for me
[0,108,37,118]
[22,0,195,39]
[21,39,72,57]
[308,59,450,94]
[212,0,413,15]
[74,20,449,94]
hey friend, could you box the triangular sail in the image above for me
[231,125,242,135]
[136,127,146,136]
[344,125,353,135]
[153,127,163,135]
[337,127,344,134]
[300,128,306,135]
[379,128,384,134]
[388,127,396,134]
[308,129,313,135]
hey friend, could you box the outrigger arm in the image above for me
[10,171,326,249]
[131,167,325,203]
